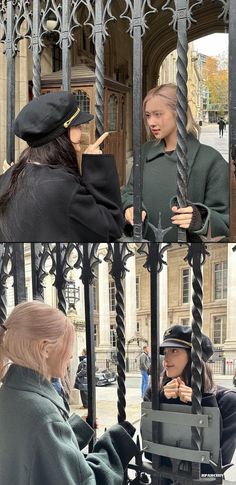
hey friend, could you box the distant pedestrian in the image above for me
[75,349,88,408]
[139,345,151,398]
[218,117,226,138]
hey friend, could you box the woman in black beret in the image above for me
[143,325,236,483]
[0,92,123,242]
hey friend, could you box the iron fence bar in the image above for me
[94,0,105,139]
[81,243,97,450]
[132,0,143,242]
[188,242,205,480]
[54,243,67,315]
[12,243,27,304]
[113,243,126,423]
[61,0,71,91]
[30,243,44,300]
[229,0,236,239]
[6,0,15,164]
[0,243,11,325]
[175,0,188,242]
[32,0,41,98]
[149,242,161,482]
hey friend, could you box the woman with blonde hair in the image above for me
[122,83,229,241]
[0,301,137,485]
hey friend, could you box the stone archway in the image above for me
[143,0,227,88]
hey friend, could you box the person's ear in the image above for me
[39,340,52,359]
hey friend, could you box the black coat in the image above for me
[144,385,236,467]
[74,358,88,391]
[0,154,123,242]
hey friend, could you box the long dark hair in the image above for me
[161,350,215,394]
[0,132,78,213]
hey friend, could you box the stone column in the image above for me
[125,246,137,342]
[125,245,138,370]
[223,244,236,359]
[97,245,111,365]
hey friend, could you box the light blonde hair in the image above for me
[143,83,200,140]
[0,300,75,382]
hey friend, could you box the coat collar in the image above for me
[3,364,69,419]
[145,134,201,174]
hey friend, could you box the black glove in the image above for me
[188,203,208,232]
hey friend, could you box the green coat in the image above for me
[122,135,229,241]
[0,365,138,485]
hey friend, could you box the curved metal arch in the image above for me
[143,0,226,86]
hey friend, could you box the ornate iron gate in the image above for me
[0,0,233,242]
[0,241,232,484]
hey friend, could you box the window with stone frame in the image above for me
[93,281,98,311]
[214,261,227,300]
[109,280,116,312]
[110,325,117,347]
[182,268,190,304]
[180,318,190,325]
[136,276,140,309]
[73,90,90,113]
[94,324,98,347]
[212,315,227,345]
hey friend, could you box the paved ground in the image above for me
[71,373,236,483]
[199,123,228,162]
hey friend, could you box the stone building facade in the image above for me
[5,243,236,373]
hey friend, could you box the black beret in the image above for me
[159,324,214,362]
[14,92,94,147]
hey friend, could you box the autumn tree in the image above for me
[203,55,228,115]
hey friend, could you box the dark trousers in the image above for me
[80,390,88,408]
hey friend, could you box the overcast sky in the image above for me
[193,33,228,56]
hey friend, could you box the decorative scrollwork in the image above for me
[105,243,134,281]
[13,0,32,50]
[67,0,94,48]
[138,242,171,274]
[33,243,56,298]
[162,0,203,31]
[0,0,7,46]
[0,244,13,324]
[212,0,229,24]
[184,242,209,268]
[120,0,157,38]
[79,243,101,286]
[39,0,62,48]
